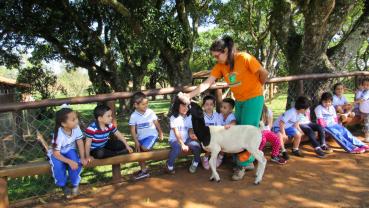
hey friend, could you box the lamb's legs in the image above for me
[209,147,221,182]
[250,148,267,185]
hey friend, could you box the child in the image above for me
[298,100,332,158]
[85,105,133,160]
[166,97,201,174]
[200,95,220,170]
[129,92,164,180]
[272,96,308,160]
[356,78,369,142]
[48,106,86,197]
[259,104,286,164]
[215,98,237,167]
[315,92,369,153]
[332,83,355,123]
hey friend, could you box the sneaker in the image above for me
[165,162,175,175]
[321,144,333,153]
[134,170,150,180]
[281,151,290,160]
[201,156,210,170]
[189,160,198,174]
[292,149,304,157]
[350,147,365,154]
[216,155,223,168]
[231,167,245,181]
[314,148,326,158]
[271,156,287,165]
[62,187,71,198]
[360,145,369,152]
[244,163,255,171]
[71,186,79,196]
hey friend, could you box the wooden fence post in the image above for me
[0,177,9,208]
[215,89,223,112]
[269,83,274,103]
[107,100,122,181]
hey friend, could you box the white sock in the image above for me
[167,165,174,170]
[293,148,299,151]
[192,161,199,167]
[315,147,322,150]
[281,146,286,152]
[218,154,224,159]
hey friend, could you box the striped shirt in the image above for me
[85,121,118,150]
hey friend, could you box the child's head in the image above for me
[202,95,216,113]
[220,98,235,115]
[362,78,369,90]
[94,104,113,125]
[53,107,78,148]
[295,96,310,114]
[170,96,189,118]
[320,92,333,108]
[132,92,148,112]
[333,83,344,96]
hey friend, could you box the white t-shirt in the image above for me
[129,109,158,140]
[298,109,311,125]
[272,108,299,129]
[169,115,193,142]
[217,113,236,126]
[314,105,337,126]
[333,94,348,107]
[204,112,220,126]
[51,126,83,154]
[357,90,369,113]
[261,108,273,131]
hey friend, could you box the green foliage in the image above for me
[57,69,91,97]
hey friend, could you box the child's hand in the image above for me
[69,161,79,170]
[80,157,88,166]
[159,132,164,141]
[181,144,189,152]
[224,124,232,129]
[127,146,134,153]
[86,156,94,163]
[189,133,198,140]
[134,141,141,152]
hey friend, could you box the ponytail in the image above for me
[210,35,236,71]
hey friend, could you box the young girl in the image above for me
[357,78,369,142]
[332,83,355,123]
[314,92,369,154]
[200,95,219,170]
[260,104,286,165]
[48,106,86,197]
[166,96,201,174]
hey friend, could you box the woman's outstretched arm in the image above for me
[186,75,217,99]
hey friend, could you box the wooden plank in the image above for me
[0,177,9,208]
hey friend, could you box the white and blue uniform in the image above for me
[357,90,369,114]
[204,112,220,126]
[129,109,159,150]
[48,126,83,187]
[333,94,348,107]
[217,113,236,126]
[272,108,299,137]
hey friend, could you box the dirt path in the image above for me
[18,141,369,208]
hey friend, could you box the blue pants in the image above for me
[325,124,366,152]
[300,123,326,148]
[168,140,201,167]
[49,149,82,187]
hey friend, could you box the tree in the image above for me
[58,69,92,97]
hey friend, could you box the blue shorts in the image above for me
[272,126,298,137]
[139,136,158,150]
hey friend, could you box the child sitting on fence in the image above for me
[166,96,201,174]
[259,104,286,164]
[332,83,355,123]
[48,105,86,197]
[85,104,133,160]
[315,92,369,153]
[272,96,308,160]
[356,78,369,142]
[129,92,164,180]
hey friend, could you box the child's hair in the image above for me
[94,104,111,120]
[320,92,333,104]
[332,83,344,95]
[202,95,216,106]
[169,96,189,118]
[53,107,74,149]
[260,104,270,125]
[362,78,369,84]
[131,92,147,105]
[222,98,235,109]
[295,96,310,110]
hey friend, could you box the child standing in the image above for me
[166,97,201,174]
[200,95,220,170]
[272,96,308,160]
[129,92,164,180]
[332,83,355,123]
[85,105,133,160]
[356,78,369,142]
[315,92,369,153]
[298,102,332,158]
[215,98,237,167]
[48,106,86,197]
[259,104,286,164]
